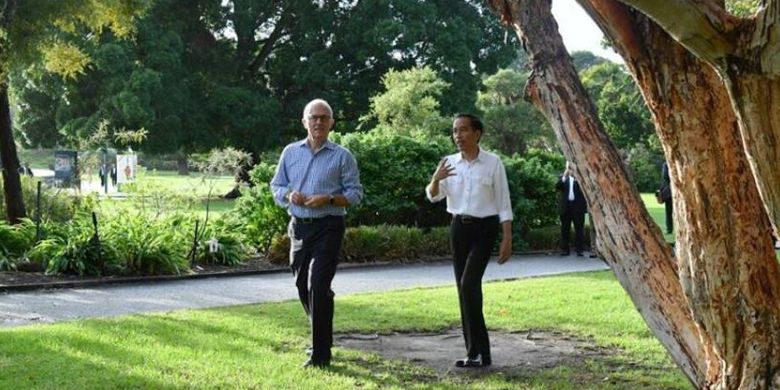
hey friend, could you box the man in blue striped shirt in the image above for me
[271,98,363,368]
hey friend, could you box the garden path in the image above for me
[0,254,608,328]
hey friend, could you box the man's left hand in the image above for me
[304,194,330,208]
[498,237,512,264]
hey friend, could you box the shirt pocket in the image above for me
[479,177,493,186]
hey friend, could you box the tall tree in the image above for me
[476,68,554,155]
[580,62,654,150]
[361,66,450,136]
[0,0,150,223]
[486,0,780,388]
[16,0,516,158]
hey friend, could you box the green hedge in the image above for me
[237,131,566,252]
[266,225,451,265]
[0,176,84,222]
[265,223,585,265]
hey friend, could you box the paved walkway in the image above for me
[0,254,608,328]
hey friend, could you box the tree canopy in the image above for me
[13,0,518,156]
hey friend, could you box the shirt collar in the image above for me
[455,146,483,164]
[297,139,335,151]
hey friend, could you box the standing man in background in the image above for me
[427,113,513,368]
[271,98,363,368]
[660,162,673,234]
[557,161,587,256]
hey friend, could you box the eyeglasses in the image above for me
[452,126,474,135]
[307,115,332,122]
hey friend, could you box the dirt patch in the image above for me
[336,328,614,376]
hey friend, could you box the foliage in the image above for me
[625,143,664,193]
[570,50,609,72]
[13,0,518,154]
[726,0,761,16]
[103,211,190,275]
[194,213,251,266]
[0,176,84,222]
[267,225,451,264]
[361,67,450,136]
[0,219,37,270]
[232,162,290,253]
[29,213,121,276]
[334,130,453,227]
[502,150,564,245]
[190,147,252,178]
[580,62,654,150]
[477,68,555,155]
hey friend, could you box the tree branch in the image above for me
[247,16,288,76]
[615,0,740,63]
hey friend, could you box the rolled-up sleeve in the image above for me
[494,159,513,222]
[270,147,291,207]
[341,151,363,205]
[425,180,447,203]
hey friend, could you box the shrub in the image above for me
[625,143,663,192]
[267,225,450,265]
[194,214,252,266]
[523,224,593,251]
[0,176,84,222]
[233,162,289,253]
[334,130,452,227]
[29,209,195,276]
[29,214,121,276]
[0,219,37,270]
[103,211,190,275]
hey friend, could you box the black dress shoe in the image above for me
[302,358,330,368]
[576,252,584,257]
[455,354,490,368]
[589,253,598,258]
[560,251,570,256]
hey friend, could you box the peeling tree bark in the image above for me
[486,0,780,388]
[614,0,780,252]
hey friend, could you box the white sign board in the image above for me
[116,154,137,184]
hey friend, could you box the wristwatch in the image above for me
[329,194,335,205]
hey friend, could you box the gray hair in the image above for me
[303,99,333,119]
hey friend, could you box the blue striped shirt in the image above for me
[271,139,363,218]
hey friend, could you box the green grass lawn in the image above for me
[0,271,690,389]
[84,169,238,218]
[640,193,675,243]
[125,169,237,198]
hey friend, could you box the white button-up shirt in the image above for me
[426,148,513,222]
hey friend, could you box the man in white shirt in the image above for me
[426,113,512,368]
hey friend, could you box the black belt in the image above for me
[454,214,498,224]
[291,215,343,224]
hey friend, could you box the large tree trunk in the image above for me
[0,83,27,224]
[577,2,780,388]
[607,0,780,241]
[486,0,780,388]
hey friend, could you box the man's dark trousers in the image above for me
[664,200,673,234]
[290,216,345,364]
[451,215,499,362]
[560,204,585,254]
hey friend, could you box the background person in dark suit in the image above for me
[557,161,587,256]
[660,162,673,234]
